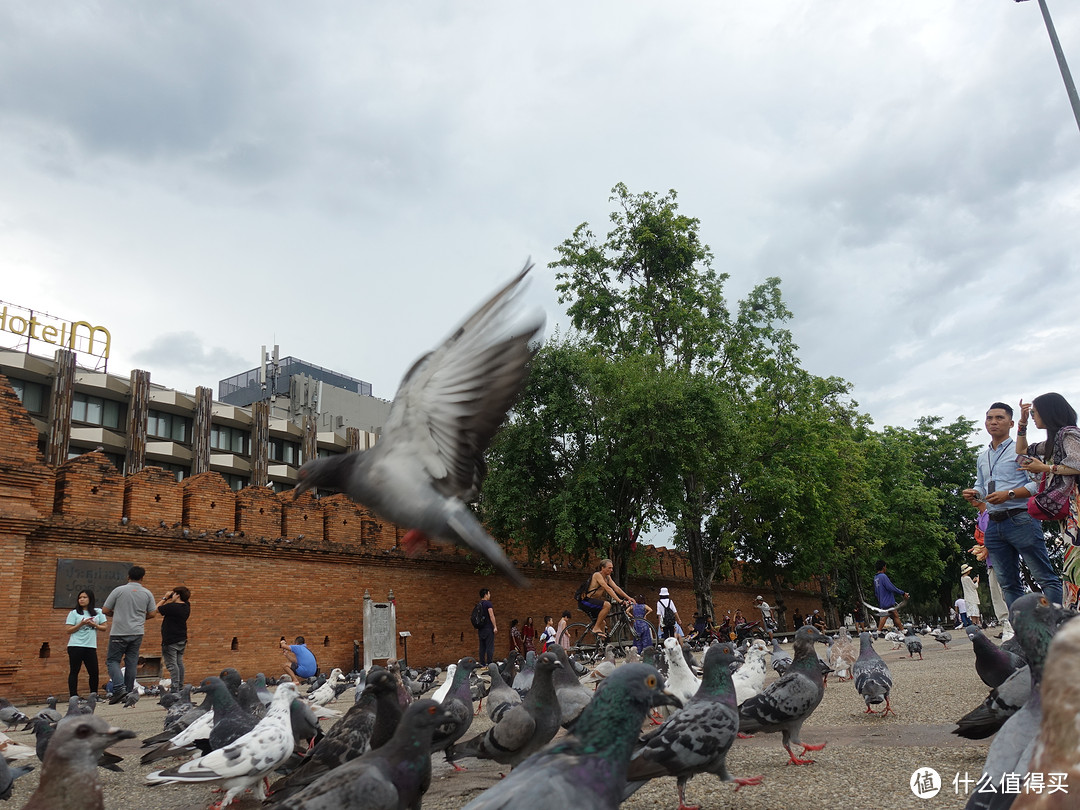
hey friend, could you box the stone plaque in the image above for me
[362,593,397,670]
[54,559,132,609]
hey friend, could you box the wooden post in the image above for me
[191,387,212,475]
[46,349,75,467]
[302,414,317,465]
[251,400,269,488]
[125,369,150,475]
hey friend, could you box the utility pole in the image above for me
[1017,0,1080,135]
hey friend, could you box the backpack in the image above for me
[573,578,591,603]
[660,599,677,633]
[470,601,488,629]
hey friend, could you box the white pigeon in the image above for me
[663,636,700,707]
[0,731,37,762]
[581,646,617,687]
[829,628,858,681]
[146,682,299,808]
[431,664,457,704]
[884,630,904,650]
[306,668,344,707]
[733,645,769,705]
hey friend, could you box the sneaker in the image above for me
[108,689,127,705]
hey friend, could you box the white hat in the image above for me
[659,587,670,597]
[960,564,973,575]
[755,595,763,601]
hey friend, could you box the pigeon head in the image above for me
[362,667,396,697]
[52,714,136,764]
[457,657,479,673]
[700,643,739,696]
[1009,593,1077,677]
[293,455,356,499]
[534,651,561,674]
[579,664,681,742]
[399,698,455,734]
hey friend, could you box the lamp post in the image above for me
[1017,0,1080,135]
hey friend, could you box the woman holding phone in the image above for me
[1017,393,1080,609]
[65,589,108,696]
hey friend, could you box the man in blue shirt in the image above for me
[962,402,1063,608]
[873,560,908,631]
[280,636,318,682]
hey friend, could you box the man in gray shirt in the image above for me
[102,565,157,703]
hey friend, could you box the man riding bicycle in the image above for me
[578,558,635,641]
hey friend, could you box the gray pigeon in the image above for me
[146,681,299,808]
[965,593,1075,810]
[432,657,479,769]
[268,699,453,810]
[0,754,32,801]
[545,643,593,728]
[456,651,562,768]
[904,626,923,660]
[967,625,1025,688]
[854,631,894,716]
[292,263,545,587]
[267,666,398,803]
[0,702,28,731]
[21,715,135,810]
[484,662,522,723]
[461,664,680,810]
[932,629,952,649]
[952,665,1031,740]
[625,644,763,805]
[739,625,829,764]
[197,676,259,752]
[770,637,792,676]
[512,650,536,696]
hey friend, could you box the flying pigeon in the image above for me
[739,625,829,765]
[267,699,453,810]
[145,681,299,807]
[624,644,762,806]
[461,664,681,810]
[853,631,894,716]
[456,651,562,768]
[862,598,909,617]
[292,263,545,587]
[21,715,135,810]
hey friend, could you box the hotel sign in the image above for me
[0,300,111,360]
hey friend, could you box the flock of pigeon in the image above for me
[3,599,1080,809]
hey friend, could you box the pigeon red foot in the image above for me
[733,774,765,791]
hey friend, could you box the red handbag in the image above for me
[1027,472,1073,521]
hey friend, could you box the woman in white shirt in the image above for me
[66,589,108,697]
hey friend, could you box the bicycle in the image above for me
[563,602,639,664]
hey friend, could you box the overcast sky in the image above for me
[2,2,1079,444]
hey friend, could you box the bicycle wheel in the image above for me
[564,622,601,664]
[607,615,635,658]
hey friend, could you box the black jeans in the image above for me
[67,646,100,696]
[478,629,495,665]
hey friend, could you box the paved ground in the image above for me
[3,633,1014,810]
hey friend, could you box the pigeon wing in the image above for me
[380,263,543,498]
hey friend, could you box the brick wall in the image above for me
[0,374,819,700]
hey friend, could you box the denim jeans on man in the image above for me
[106,635,142,694]
[984,511,1063,607]
[162,640,186,688]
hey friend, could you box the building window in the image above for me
[71,392,124,429]
[317,448,341,459]
[210,424,250,455]
[269,437,301,466]
[151,461,190,482]
[10,378,48,414]
[147,409,192,444]
[67,448,125,473]
[222,473,249,491]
